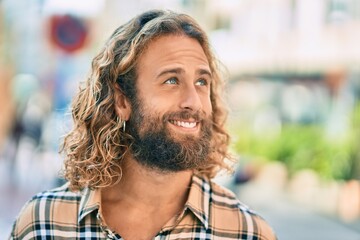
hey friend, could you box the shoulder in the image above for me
[31,182,82,203]
[10,183,82,239]
[209,180,277,240]
[22,182,82,211]
[209,179,251,213]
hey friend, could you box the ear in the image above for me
[114,84,131,121]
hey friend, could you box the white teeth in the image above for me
[171,120,197,128]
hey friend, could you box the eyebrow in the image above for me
[198,69,212,77]
[156,67,212,78]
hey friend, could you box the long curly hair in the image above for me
[61,10,232,191]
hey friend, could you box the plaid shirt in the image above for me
[10,174,276,240]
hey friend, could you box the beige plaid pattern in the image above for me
[10,174,276,239]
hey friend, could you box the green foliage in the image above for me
[347,103,360,179]
[231,123,353,180]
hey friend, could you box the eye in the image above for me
[164,77,178,85]
[195,78,208,86]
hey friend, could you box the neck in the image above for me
[101,156,193,209]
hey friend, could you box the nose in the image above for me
[179,85,202,111]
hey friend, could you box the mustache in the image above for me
[162,110,209,123]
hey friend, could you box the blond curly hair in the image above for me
[61,10,232,191]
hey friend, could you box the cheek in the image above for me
[147,92,175,112]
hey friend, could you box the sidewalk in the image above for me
[252,195,360,240]
[215,169,360,240]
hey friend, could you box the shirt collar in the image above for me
[185,174,210,229]
[77,174,211,228]
[78,187,101,223]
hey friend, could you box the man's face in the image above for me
[127,35,213,172]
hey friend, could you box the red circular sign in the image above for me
[50,15,88,53]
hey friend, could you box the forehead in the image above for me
[137,34,210,72]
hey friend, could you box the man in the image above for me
[10,10,276,240]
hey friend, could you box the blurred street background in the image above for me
[1,0,360,239]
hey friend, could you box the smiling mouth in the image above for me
[169,119,198,129]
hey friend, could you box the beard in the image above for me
[126,100,213,173]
